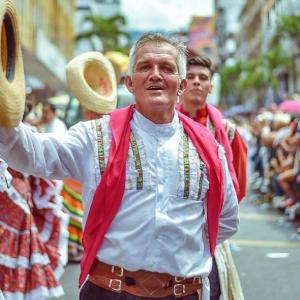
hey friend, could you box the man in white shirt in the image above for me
[0,33,238,300]
[38,102,67,133]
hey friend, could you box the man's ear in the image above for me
[124,76,134,93]
[177,79,187,96]
[209,83,213,94]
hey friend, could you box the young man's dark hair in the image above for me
[187,56,214,78]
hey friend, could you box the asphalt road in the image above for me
[59,262,80,299]
[231,195,300,300]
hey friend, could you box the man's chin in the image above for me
[191,98,205,106]
[147,97,173,105]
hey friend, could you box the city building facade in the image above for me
[15,0,76,94]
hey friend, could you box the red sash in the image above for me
[79,105,224,286]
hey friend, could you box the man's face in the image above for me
[181,65,212,108]
[125,42,186,116]
[42,105,55,123]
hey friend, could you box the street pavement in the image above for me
[231,194,300,300]
[59,263,80,299]
[57,194,300,300]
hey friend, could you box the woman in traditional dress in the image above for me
[0,159,69,300]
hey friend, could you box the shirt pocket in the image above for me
[162,194,205,222]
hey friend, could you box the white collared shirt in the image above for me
[0,110,238,300]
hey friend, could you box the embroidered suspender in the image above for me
[207,117,216,136]
[183,131,190,199]
[96,121,105,175]
[96,120,143,190]
[130,132,143,190]
[197,162,205,201]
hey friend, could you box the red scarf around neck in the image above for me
[79,104,224,286]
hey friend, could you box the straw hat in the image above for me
[66,52,117,114]
[105,51,129,84]
[0,0,25,128]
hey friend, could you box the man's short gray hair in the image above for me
[127,33,187,80]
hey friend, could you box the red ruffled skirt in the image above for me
[0,169,69,300]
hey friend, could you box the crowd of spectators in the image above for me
[247,105,300,238]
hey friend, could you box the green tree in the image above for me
[219,46,291,105]
[237,45,291,90]
[272,15,300,91]
[219,61,244,101]
[76,14,131,53]
[275,15,300,49]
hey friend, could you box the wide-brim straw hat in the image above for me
[66,52,117,114]
[0,0,25,128]
[105,51,129,84]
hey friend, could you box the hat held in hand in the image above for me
[0,0,25,128]
[66,52,117,114]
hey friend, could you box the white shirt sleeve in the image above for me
[216,145,239,244]
[0,121,95,183]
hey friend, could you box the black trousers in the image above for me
[80,280,199,300]
[208,257,221,300]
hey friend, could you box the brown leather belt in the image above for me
[89,260,202,298]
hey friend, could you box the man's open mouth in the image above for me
[147,86,164,91]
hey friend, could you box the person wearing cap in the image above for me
[0,33,239,300]
[178,56,247,300]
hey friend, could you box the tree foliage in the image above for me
[275,15,300,48]
[76,14,131,53]
[219,45,291,102]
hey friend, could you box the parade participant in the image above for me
[38,102,67,133]
[178,56,247,201]
[0,161,69,300]
[0,33,239,300]
[179,56,246,300]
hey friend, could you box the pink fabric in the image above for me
[279,99,300,114]
[231,131,247,201]
[206,105,239,195]
[79,105,224,286]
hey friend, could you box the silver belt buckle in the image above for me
[112,265,124,277]
[174,283,186,297]
[109,278,122,292]
[175,276,186,282]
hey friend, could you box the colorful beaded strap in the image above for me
[130,132,143,190]
[96,121,106,175]
[197,162,206,201]
[183,131,190,199]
